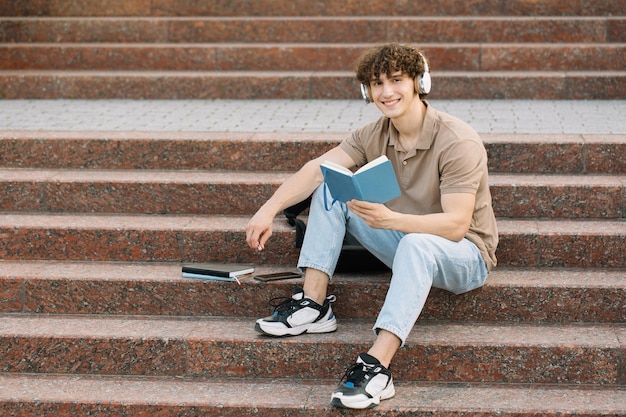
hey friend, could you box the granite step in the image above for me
[1,260,624,323]
[1,374,624,417]
[2,17,622,44]
[0,214,624,268]
[1,0,622,17]
[2,69,625,100]
[2,43,624,72]
[1,313,624,384]
[1,131,623,174]
[0,169,623,218]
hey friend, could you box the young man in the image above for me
[245,43,498,409]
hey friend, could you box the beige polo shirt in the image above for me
[339,102,498,271]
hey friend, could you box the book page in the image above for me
[320,160,354,176]
[355,155,390,174]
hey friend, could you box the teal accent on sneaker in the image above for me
[330,353,395,409]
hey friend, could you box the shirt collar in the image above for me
[387,100,436,153]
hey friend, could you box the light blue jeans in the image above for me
[298,185,489,346]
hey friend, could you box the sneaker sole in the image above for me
[255,317,337,337]
[330,383,395,409]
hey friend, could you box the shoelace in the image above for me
[268,295,303,314]
[340,362,375,387]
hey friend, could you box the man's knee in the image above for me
[397,233,437,257]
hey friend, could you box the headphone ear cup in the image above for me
[360,83,372,104]
[417,72,431,95]
[416,51,431,95]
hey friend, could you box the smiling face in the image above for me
[369,71,421,120]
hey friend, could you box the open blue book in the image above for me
[320,155,401,205]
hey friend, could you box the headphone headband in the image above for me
[418,52,429,73]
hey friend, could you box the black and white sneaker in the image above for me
[255,289,337,336]
[330,353,395,409]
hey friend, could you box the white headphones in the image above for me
[360,52,431,104]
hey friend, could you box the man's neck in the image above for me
[391,98,427,150]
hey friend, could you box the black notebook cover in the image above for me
[182,262,255,277]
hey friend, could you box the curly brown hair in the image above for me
[355,44,427,85]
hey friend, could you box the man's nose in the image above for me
[382,81,394,96]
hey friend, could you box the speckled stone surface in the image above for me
[0,213,296,264]
[584,134,626,174]
[0,131,336,170]
[0,169,623,218]
[1,131,623,173]
[1,374,624,416]
[0,314,623,385]
[489,174,625,218]
[0,214,624,268]
[2,70,625,100]
[1,0,624,17]
[2,16,622,46]
[2,44,624,72]
[1,261,624,324]
[496,219,626,268]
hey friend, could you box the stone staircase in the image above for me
[0,129,624,414]
[1,0,625,415]
[0,0,624,99]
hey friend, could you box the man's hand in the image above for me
[349,193,475,241]
[245,207,275,251]
[347,200,398,230]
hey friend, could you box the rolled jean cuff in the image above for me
[297,261,334,279]
[373,323,407,347]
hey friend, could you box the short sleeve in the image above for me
[439,140,487,195]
